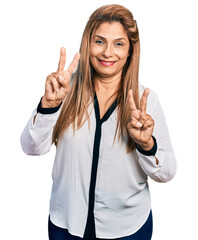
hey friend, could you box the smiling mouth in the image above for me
[98,58,117,66]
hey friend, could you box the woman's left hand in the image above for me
[127,88,155,151]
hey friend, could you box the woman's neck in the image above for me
[93,73,121,94]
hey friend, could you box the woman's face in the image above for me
[90,21,130,79]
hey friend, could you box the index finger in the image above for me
[127,89,137,111]
[57,47,66,72]
[140,88,150,113]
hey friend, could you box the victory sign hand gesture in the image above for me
[42,47,80,108]
[127,89,155,151]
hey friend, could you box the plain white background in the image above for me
[0,0,197,239]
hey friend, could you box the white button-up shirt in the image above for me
[20,84,177,239]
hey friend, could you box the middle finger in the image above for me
[140,88,150,113]
[64,52,81,77]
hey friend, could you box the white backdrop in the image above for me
[0,0,197,239]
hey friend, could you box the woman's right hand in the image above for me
[42,47,80,108]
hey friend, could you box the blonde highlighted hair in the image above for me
[52,4,140,153]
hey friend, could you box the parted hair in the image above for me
[52,4,140,153]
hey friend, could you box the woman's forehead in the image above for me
[92,21,128,39]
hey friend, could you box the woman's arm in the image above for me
[20,47,80,156]
[135,89,177,183]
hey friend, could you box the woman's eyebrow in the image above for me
[93,35,105,39]
[93,35,127,41]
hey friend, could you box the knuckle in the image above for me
[61,87,69,96]
[143,122,148,128]
[46,74,52,80]
[53,72,59,77]
[58,75,64,82]
[142,113,149,120]
[140,114,146,120]
[132,110,140,119]
[47,75,55,82]
[51,71,57,76]
[131,119,137,125]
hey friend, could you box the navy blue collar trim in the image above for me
[94,92,118,124]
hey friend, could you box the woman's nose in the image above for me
[103,44,113,58]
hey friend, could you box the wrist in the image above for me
[41,96,62,108]
[135,136,157,156]
[37,97,62,114]
[138,137,154,151]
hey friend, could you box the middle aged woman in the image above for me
[20,4,177,240]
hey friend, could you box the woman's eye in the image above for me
[96,40,104,44]
[115,42,123,47]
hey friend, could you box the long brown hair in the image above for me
[52,4,140,153]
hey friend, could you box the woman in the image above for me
[20,4,177,240]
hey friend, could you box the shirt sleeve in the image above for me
[136,88,177,183]
[20,101,61,156]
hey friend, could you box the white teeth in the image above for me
[101,61,114,65]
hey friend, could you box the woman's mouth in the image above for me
[98,59,117,66]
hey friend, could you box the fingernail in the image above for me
[59,76,64,81]
[136,122,142,127]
